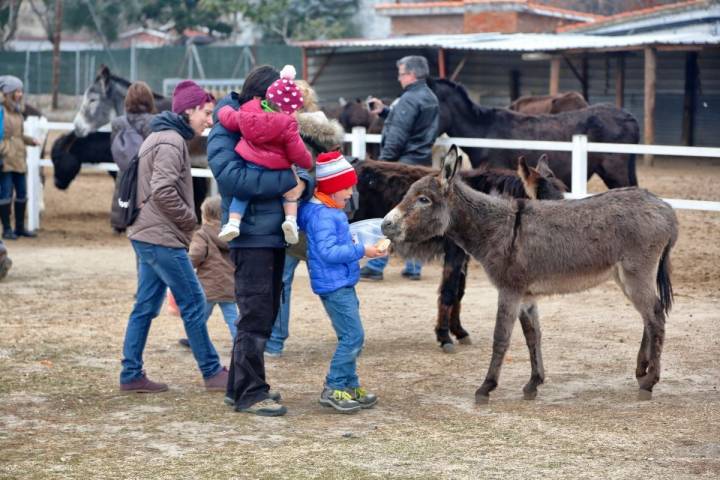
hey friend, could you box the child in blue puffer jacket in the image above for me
[298,151,386,413]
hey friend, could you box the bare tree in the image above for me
[0,0,23,50]
[51,0,62,109]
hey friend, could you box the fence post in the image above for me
[24,116,43,232]
[351,126,367,160]
[571,134,588,195]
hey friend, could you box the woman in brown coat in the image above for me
[0,76,40,239]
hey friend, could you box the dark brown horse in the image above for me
[428,78,639,190]
[352,156,565,352]
[382,146,678,403]
[509,91,588,115]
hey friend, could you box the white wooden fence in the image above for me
[22,119,720,232]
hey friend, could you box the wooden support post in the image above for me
[682,51,698,147]
[510,70,521,102]
[438,48,446,79]
[549,56,560,95]
[644,46,657,166]
[581,54,589,102]
[615,54,625,108]
[301,47,308,80]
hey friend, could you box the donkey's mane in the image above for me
[105,72,166,100]
[429,77,489,120]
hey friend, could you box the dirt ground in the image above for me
[1,158,719,479]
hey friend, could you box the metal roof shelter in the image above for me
[296,31,720,51]
[296,31,720,158]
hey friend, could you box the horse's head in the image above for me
[517,154,567,200]
[428,77,490,144]
[50,132,82,190]
[339,99,373,131]
[382,145,461,257]
[353,159,432,222]
[73,65,125,137]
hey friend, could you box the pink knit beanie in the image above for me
[172,80,215,114]
[265,65,304,115]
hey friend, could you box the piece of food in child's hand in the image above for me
[375,238,391,252]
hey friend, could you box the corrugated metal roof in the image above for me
[294,31,720,52]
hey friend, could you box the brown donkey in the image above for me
[382,146,678,404]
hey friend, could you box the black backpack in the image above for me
[114,153,143,229]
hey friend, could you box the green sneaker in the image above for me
[345,386,378,409]
[319,387,361,413]
[236,398,287,417]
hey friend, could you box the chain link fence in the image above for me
[0,44,302,97]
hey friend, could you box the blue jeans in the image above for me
[321,286,364,390]
[266,254,300,354]
[229,196,249,217]
[205,301,238,340]
[366,256,422,275]
[0,172,27,203]
[120,240,222,384]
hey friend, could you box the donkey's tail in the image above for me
[657,242,674,316]
[628,153,638,186]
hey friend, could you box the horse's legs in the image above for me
[449,251,471,344]
[476,291,521,404]
[518,302,544,400]
[436,240,466,352]
[615,264,666,399]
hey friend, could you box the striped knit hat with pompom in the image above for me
[265,65,304,115]
[315,151,357,194]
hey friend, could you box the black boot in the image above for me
[0,203,17,240]
[14,200,36,238]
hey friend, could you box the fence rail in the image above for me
[23,119,720,232]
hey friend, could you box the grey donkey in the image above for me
[382,145,678,404]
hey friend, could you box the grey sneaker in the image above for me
[224,390,281,405]
[345,386,378,409]
[319,387,361,413]
[236,398,287,416]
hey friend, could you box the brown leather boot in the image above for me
[204,366,229,392]
[120,373,168,393]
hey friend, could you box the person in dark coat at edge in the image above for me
[360,56,439,282]
[207,65,315,417]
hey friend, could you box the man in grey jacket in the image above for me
[361,55,439,281]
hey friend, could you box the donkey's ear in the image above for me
[517,156,531,182]
[535,154,554,177]
[98,65,111,91]
[440,144,461,189]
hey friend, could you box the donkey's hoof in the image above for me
[637,389,653,401]
[457,336,472,346]
[523,389,537,401]
[475,393,490,405]
[441,343,457,354]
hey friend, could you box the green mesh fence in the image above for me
[0,45,302,96]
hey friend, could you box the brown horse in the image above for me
[428,77,639,190]
[352,156,565,352]
[382,146,678,403]
[509,91,588,115]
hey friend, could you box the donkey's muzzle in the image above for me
[381,208,403,240]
